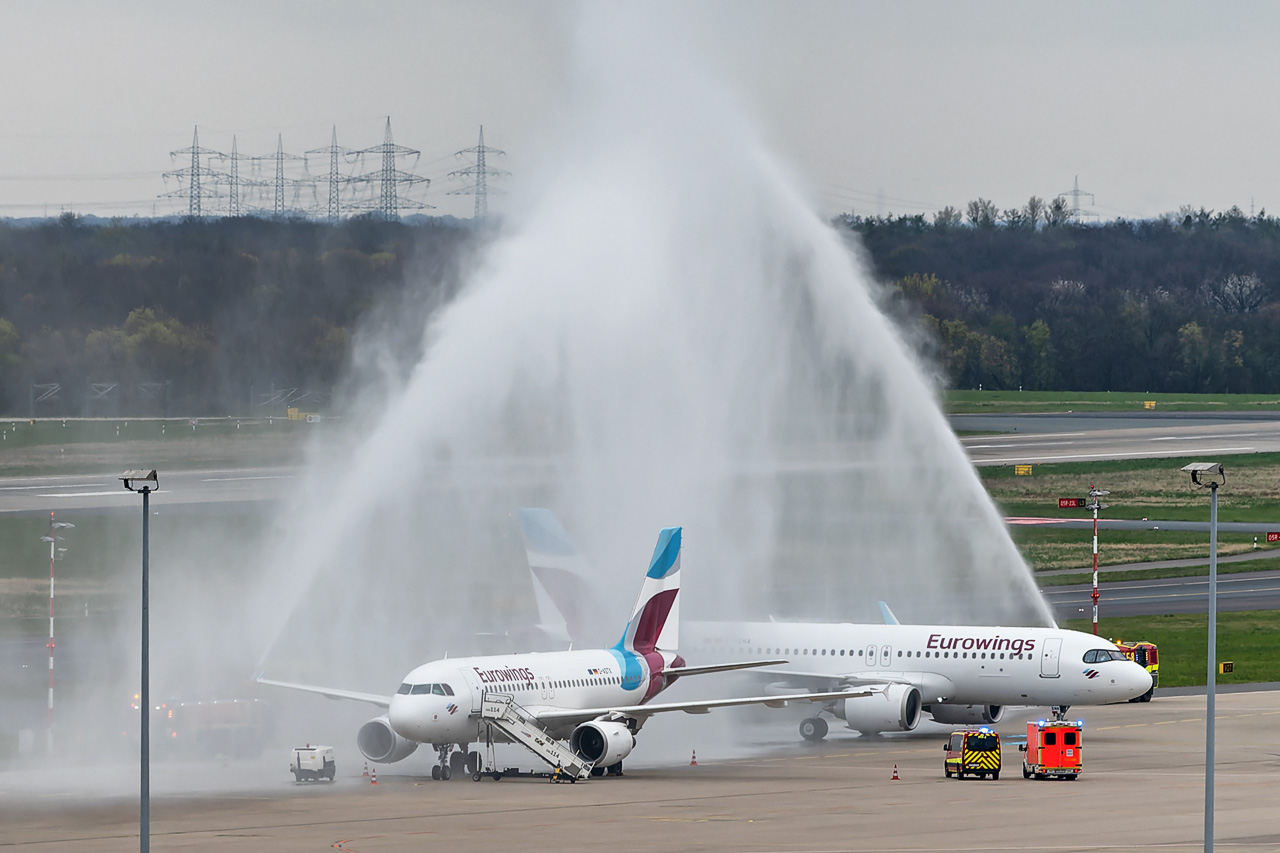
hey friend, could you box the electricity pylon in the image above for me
[449,125,508,220]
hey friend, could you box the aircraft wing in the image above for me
[256,676,392,708]
[529,687,875,728]
[743,667,918,688]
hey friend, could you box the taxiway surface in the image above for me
[4,691,1278,852]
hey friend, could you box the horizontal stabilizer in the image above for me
[666,658,788,678]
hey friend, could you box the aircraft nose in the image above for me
[388,694,422,739]
[1125,662,1153,698]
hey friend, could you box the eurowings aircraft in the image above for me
[518,509,1154,740]
[259,526,866,777]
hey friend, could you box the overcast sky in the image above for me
[2,1,1278,222]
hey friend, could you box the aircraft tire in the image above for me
[449,751,466,778]
[431,765,441,781]
[799,717,828,741]
[441,765,452,781]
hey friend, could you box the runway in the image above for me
[0,468,296,516]
[1045,569,1280,619]
[3,691,1278,852]
[958,414,1280,466]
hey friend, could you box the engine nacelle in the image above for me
[357,715,420,763]
[570,720,635,766]
[926,703,1004,726]
[835,683,922,734]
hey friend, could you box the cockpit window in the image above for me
[431,684,445,696]
[442,683,455,696]
[410,684,433,695]
[397,683,412,695]
[1083,649,1128,663]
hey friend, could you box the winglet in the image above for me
[878,601,900,626]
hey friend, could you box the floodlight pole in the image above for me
[1205,476,1218,853]
[121,470,157,853]
[1182,462,1222,853]
[140,483,150,853]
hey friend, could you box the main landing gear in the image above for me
[799,717,829,742]
[430,744,482,781]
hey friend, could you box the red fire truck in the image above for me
[1019,720,1082,780]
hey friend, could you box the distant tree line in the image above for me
[843,200,1280,393]
[3,199,1278,417]
[0,214,478,416]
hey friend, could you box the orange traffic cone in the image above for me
[370,767,378,785]
[363,761,370,778]
[690,750,698,766]
[891,764,900,781]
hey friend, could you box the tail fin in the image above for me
[618,527,681,653]
[518,509,601,645]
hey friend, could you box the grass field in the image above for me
[982,451,1280,519]
[1038,556,1280,587]
[1062,611,1280,688]
[1010,527,1280,572]
[946,390,1280,414]
[0,417,315,475]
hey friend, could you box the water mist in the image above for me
[255,5,1054,698]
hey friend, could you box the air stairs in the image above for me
[480,692,594,781]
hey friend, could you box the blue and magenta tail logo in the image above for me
[611,527,681,700]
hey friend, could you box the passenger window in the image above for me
[821,649,827,656]
[840,650,845,656]
[897,651,902,657]
[1044,732,1057,745]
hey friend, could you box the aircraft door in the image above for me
[1040,637,1063,678]
[459,667,486,713]
[880,645,891,668]
[865,644,877,667]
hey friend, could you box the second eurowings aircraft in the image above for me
[260,526,867,777]
[519,509,1154,741]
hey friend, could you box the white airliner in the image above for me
[519,509,1154,741]
[259,526,865,778]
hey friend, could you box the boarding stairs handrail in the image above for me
[480,692,594,780]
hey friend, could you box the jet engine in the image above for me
[926,703,1004,726]
[835,683,922,734]
[357,715,420,763]
[570,720,635,766]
